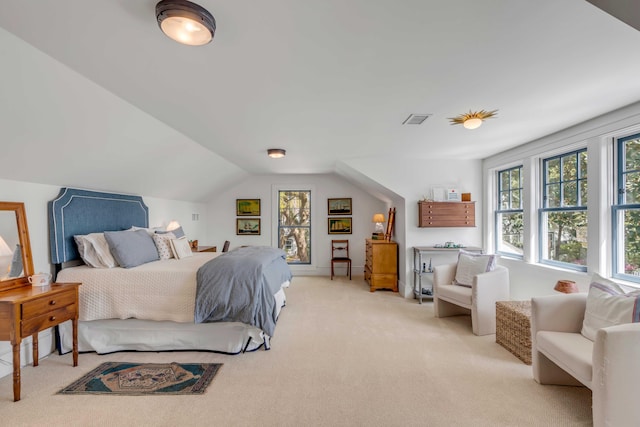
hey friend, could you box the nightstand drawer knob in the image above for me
[49,300,56,305]
[49,316,56,321]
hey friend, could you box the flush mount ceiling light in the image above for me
[267,148,286,158]
[156,0,216,46]
[448,109,498,130]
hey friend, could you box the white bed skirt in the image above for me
[59,286,287,354]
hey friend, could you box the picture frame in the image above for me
[328,217,352,234]
[446,189,461,202]
[236,199,260,216]
[327,198,352,215]
[236,218,261,235]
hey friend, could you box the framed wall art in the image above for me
[328,198,352,215]
[237,218,261,235]
[328,217,352,234]
[236,199,260,216]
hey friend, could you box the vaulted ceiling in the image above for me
[1,1,640,201]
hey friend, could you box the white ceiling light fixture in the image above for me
[267,149,286,158]
[448,109,498,129]
[156,0,216,46]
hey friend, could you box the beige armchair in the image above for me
[433,263,509,336]
[532,293,640,427]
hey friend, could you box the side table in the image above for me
[495,300,532,365]
[0,282,80,401]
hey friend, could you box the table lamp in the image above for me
[372,213,385,240]
[554,279,579,294]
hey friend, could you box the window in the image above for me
[613,133,640,281]
[496,166,524,257]
[539,149,588,270]
[278,190,311,264]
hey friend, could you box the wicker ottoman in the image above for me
[495,300,532,365]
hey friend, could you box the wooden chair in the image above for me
[331,239,351,280]
[222,240,230,252]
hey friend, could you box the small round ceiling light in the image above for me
[156,0,216,46]
[448,109,498,130]
[267,149,286,159]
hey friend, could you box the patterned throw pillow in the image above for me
[152,232,176,260]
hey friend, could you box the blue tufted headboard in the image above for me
[48,188,149,266]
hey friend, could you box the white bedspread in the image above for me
[56,253,219,322]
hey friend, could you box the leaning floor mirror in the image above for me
[0,202,34,292]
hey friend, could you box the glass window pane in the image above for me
[500,191,509,210]
[547,183,560,208]
[500,171,509,191]
[562,154,577,181]
[546,158,560,184]
[580,181,588,205]
[498,212,523,255]
[510,168,520,189]
[579,151,588,178]
[625,139,640,171]
[542,211,587,266]
[512,189,521,209]
[624,172,640,204]
[563,181,577,206]
[622,209,640,275]
[279,227,310,264]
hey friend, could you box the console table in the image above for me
[412,246,482,303]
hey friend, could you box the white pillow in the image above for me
[170,237,193,260]
[152,232,176,260]
[453,250,497,287]
[74,233,118,268]
[581,273,640,341]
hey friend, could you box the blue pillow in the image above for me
[104,229,160,268]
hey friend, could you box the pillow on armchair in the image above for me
[454,250,497,287]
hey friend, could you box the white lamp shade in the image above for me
[166,220,181,231]
[372,213,385,223]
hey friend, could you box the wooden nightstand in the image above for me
[0,282,80,401]
[193,246,217,253]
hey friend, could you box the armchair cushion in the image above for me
[454,250,497,287]
[581,273,640,341]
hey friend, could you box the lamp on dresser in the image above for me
[372,213,385,240]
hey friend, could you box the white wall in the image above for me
[0,179,207,379]
[342,157,484,297]
[205,173,387,278]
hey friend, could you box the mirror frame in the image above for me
[0,201,34,292]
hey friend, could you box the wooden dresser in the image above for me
[0,282,80,401]
[364,239,398,292]
[418,201,475,227]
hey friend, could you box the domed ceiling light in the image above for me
[267,149,286,158]
[448,109,498,129]
[156,0,216,46]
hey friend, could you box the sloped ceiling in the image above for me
[1,1,640,202]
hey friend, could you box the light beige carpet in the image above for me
[0,276,592,427]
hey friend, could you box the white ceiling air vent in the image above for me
[402,114,431,125]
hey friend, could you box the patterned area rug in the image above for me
[58,362,222,395]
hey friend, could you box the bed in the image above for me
[49,187,292,354]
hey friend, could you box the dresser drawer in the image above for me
[22,304,77,337]
[22,291,76,318]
